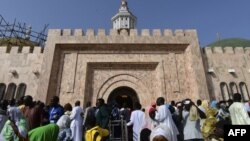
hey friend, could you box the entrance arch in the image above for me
[107,86,139,109]
[95,74,152,108]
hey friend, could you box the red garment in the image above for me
[149,107,156,113]
[151,102,156,109]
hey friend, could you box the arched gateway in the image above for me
[107,86,139,109]
[95,74,152,108]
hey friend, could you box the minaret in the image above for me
[111,0,137,31]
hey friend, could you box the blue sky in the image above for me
[0,0,250,47]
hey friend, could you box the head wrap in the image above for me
[151,102,156,108]
[176,103,182,107]
[210,100,218,109]
[56,115,71,129]
[189,105,199,121]
[201,100,209,112]
[184,100,191,105]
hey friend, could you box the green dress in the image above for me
[28,124,59,141]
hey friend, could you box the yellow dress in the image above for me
[202,108,218,139]
[85,126,109,141]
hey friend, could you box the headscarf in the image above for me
[189,105,199,121]
[183,99,200,121]
[176,102,182,108]
[64,111,71,116]
[56,115,71,129]
[149,103,157,120]
[149,103,156,113]
[202,108,218,138]
[210,100,218,109]
[150,125,173,141]
[29,124,59,141]
[151,102,156,109]
[201,100,209,113]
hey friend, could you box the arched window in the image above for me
[15,83,27,100]
[229,82,238,97]
[239,82,250,101]
[220,82,230,100]
[0,83,6,100]
[4,83,16,100]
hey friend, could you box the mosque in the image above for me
[0,0,249,108]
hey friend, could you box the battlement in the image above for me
[47,28,197,37]
[0,46,43,54]
[204,46,250,54]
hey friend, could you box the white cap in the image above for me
[184,100,191,105]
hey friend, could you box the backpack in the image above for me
[110,107,120,120]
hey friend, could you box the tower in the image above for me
[111,0,137,31]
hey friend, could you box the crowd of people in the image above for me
[0,93,249,141]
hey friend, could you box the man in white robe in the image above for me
[155,97,179,141]
[127,102,144,141]
[70,101,84,141]
[229,93,250,125]
[182,100,205,141]
[150,125,173,141]
[0,133,3,141]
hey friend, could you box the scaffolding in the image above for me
[0,15,48,47]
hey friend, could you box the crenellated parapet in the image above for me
[48,28,197,37]
[0,46,43,54]
[204,46,250,55]
[44,29,202,47]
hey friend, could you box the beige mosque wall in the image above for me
[34,28,209,107]
[0,46,43,100]
[203,47,250,101]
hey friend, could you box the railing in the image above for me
[109,118,128,141]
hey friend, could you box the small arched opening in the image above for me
[16,83,27,100]
[220,82,230,100]
[229,82,238,97]
[4,83,17,100]
[0,83,6,100]
[239,82,250,101]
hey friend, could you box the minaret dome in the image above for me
[111,0,137,30]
